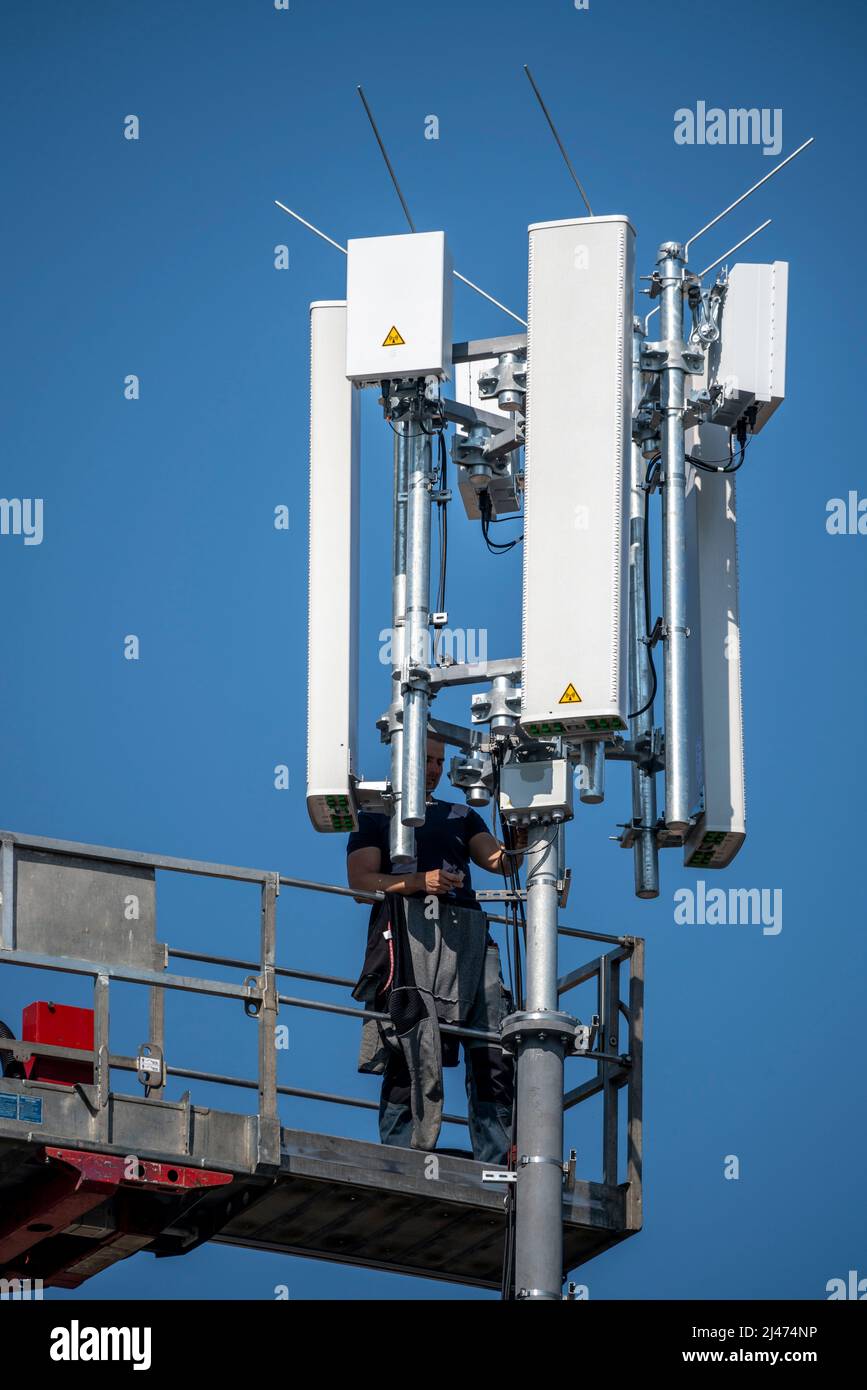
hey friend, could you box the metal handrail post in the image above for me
[256,873,281,1171]
[626,937,644,1230]
[92,972,110,1144]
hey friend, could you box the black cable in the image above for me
[432,430,448,663]
[501,1086,518,1300]
[436,431,447,614]
[629,652,658,721]
[492,749,525,1008]
[385,418,427,439]
[628,456,660,721]
[686,431,752,474]
[480,491,523,553]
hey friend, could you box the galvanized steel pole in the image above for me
[401,402,433,827]
[390,421,415,861]
[514,826,565,1299]
[658,242,691,835]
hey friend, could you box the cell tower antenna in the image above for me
[273,201,348,255]
[356,84,417,233]
[697,218,772,279]
[523,64,593,216]
[642,216,774,333]
[683,136,814,258]
[274,199,527,326]
[354,84,526,324]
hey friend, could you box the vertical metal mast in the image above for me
[513,826,568,1298]
[389,421,415,862]
[629,319,659,897]
[658,242,691,835]
[401,400,434,827]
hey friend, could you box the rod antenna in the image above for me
[684,136,813,258]
[523,64,593,216]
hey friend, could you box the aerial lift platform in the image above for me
[0,829,643,1292]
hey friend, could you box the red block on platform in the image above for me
[22,1002,94,1087]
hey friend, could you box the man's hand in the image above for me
[417,867,464,895]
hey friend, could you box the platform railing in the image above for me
[0,828,642,1204]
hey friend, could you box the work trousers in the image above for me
[359,904,516,1164]
[379,1034,514,1164]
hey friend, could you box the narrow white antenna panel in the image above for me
[683,424,746,868]
[707,261,787,434]
[520,215,634,740]
[306,301,360,833]
[345,231,453,384]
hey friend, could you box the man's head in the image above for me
[425,735,446,796]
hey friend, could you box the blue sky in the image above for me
[1,0,864,1300]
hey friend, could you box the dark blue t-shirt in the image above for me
[346,797,491,907]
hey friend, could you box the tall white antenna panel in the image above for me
[306,302,360,832]
[520,215,634,740]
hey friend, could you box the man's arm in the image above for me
[347,847,464,899]
[468,828,527,876]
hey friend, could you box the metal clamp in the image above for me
[482,1168,517,1184]
[500,1009,579,1053]
[399,659,432,696]
[470,680,521,726]
[641,340,705,376]
[136,1043,165,1096]
[519,1154,567,1173]
[243,976,262,1018]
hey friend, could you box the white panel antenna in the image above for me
[520,215,634,740]
[345,231,453,384]
[306,302,360,833]
[683,424,746,868]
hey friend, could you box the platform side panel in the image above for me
[684,425,746,868]
[307,303,360,832]
[521,217,634,739]
[13,851,159,968]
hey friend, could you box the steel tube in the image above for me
[390,420,415,860]
[578,740,605,804]
[401,406,433,826]
[278,875,382,902]
[629,321,660,895]
[168,1068,470,1126]
[514,825,565,1299]
[257,875,280,1167]
[276,991,498,1043]
[658,243,691,835]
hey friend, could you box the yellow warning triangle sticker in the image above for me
[382,325,405,347]
[558,683,582,704]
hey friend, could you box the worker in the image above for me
[347,733,525,1165]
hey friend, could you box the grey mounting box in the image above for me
[453,356,522,519]
[499,759,574,827]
